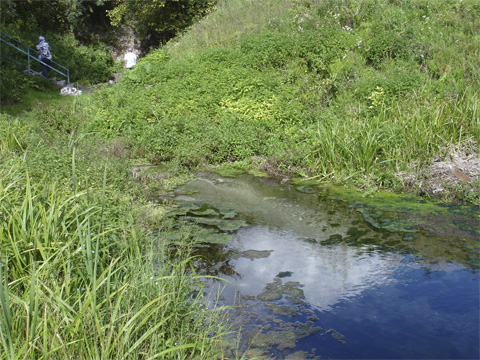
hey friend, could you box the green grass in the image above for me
[0,76,60,115]
[0,160,231,360]
[0,101,232,359]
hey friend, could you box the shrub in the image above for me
[240,30,296,69]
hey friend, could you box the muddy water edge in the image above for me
[156,171,479,360]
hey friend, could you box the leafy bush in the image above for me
[52,35,114,83]
[0,67,27,104]
[240,30,296,69]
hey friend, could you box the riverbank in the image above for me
[0,94,231,359]
[85,0,479,206]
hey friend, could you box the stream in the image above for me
[165,171,479,359]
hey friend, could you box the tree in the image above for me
[107,0,216,49]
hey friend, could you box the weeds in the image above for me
[1,0,479,357]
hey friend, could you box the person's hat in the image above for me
[38,36,45,42]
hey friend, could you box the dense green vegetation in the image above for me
[0,0,216,102]
[89,0,479,191]
[1,0,479,359]
[0,93,230,359]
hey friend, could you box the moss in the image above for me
[214,168,246,178]
[257,290,282,301]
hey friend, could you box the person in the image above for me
[36,36,52,78]
[124,48,137,70]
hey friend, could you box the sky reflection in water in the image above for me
[230,225,401,312]
[176,173,479,359]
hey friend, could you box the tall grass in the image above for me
[168,0,298,59]
[303,87,479,185]
[0,151,230,359]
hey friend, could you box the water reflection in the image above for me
[229,226,401,311]
[172,172,479,359]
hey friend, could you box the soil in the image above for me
[397,144,480,203]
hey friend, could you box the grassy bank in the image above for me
[86,0,478,201]
[0,93,230,359]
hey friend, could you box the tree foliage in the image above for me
[1,0,215,49]
[0,0,109,36]
[107,0,216,48]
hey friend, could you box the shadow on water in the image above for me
[160,172,479,359]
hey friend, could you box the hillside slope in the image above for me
[87,0,479,202]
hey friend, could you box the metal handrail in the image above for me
[0,30,70,85]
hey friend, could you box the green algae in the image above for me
[184,216,247,231]
[249,329,297,350]
[403,233,416,242]
[248,321,321,351]
[257,279,305,303]
[242,348,272,360]
[276,271,293,278]
[325,328,346,343]
[295,185,317,194]
[164,201,247,245]
[268,304,301,317]
[321,185,480,238]
[214,168,246,178]
[463,243,480,250]
[278,285,305,300]
[218,207,237,219]
[285,351,316,360]
[236,249,273,261]
[190,208,218,216]
[194,229,232,244]
[258,290,283,301]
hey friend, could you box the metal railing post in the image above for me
[27,47,30,74]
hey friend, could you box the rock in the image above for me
[325,328,346,343]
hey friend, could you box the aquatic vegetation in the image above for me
[235,249,273,260]
[325,329,346,344]
[164,202,247,245]
[184,216,247,231]
[277,271,293,278]
[248,321,322,351]
[195,228,232,244]
[258,290,283,301]
[268,304,301,317]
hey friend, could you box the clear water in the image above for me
[173,172,480,359]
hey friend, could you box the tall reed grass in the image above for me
[304,88,479,185]
[0,151,230,359]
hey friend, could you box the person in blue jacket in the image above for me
[36,36,52,77]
